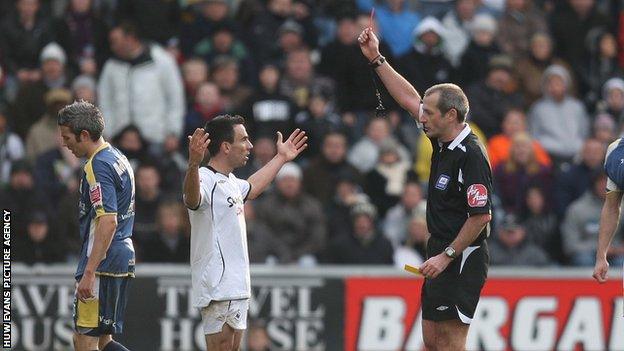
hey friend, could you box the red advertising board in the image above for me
[345,277,623,351]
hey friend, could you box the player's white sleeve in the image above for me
[185,167,216,211]
[233,176,251,201]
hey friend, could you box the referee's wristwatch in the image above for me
[444,246,457,260]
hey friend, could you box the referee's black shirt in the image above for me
[426,124,493,244]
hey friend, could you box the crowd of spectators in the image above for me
[2,0,624,268]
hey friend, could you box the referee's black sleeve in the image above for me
[462,145,493,215]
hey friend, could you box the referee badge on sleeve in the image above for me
[467,184,488,207]
[435,174,450,190]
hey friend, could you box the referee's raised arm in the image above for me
[358,27,422,117]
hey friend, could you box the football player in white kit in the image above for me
[183,114,307,351]
[593,137,624,288]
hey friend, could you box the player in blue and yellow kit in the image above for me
[58,101,134,351]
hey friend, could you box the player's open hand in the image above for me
[77,271,96,302]
[276,129,308,161]
[187,128,210,167]
[592,257,609,283]
[420,253,453,279]
[358,28,381,62]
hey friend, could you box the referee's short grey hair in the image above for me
[57,100,105,141]
[424,83,470,122]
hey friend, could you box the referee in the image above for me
[359,28,493,350]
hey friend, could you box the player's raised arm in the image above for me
[183,128,210,209]
[246,129,308,200]
[358,27,422,117]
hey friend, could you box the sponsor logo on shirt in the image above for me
[89,183,103,208]
[467,184,488,207]
[435,174,450,190]
[227,196,244,208]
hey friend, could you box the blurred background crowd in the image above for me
[1,0,624,270]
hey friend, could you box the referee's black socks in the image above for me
[102,340,130,351]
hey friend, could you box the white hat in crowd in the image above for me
[470,13,498,35]
[413,16,446,38]
[72,75,97,93]
[276,162,302,181]
[602,77,624,99]
[40,42,67,65]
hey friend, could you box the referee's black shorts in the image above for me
[421,236,489,324]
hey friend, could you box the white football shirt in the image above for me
[188,166,252,308]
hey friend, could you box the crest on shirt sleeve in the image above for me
[467,184,488,207]
[89,182,103,209]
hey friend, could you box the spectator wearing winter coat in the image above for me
[0,110,25,186]
[141,201,190,263]
[244,63,295,139]
[595,77,624,128]
[489,214,551,266]
[326,201,394,265]
[396,17,453,94]
[493,132,553,214]
[487,108,551,170]
[495,0,548,59]
[98,22,184,149]
[579,29,623,108]
[528,64,590,164]
[303,132,362,209]
[466,55,524,138]
[255,163,327,264]
[383,181,426,248]
[550,0,611,77]
[554,138,605,217]
[514,32,573,107]
[440,0,480,67]
[347,117,411,174]
[562,172,624,266]
[25,88,72,161]
[457,13,500,86]
[0,0,53,80]
[12,42,70,139]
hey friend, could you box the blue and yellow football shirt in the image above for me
[76,142,135,279]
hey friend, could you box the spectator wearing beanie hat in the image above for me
[396,17,453,94]
[71,75,97,103]
[12,42,70,139]
[529,64,589,165]
[254,162,327,264]
[325,200,394,265]
[458,13,501,86]
[596,77,624,127]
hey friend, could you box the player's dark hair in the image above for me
[58,100,104,142]
[424,83,469,123]
[204,114,246,156]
